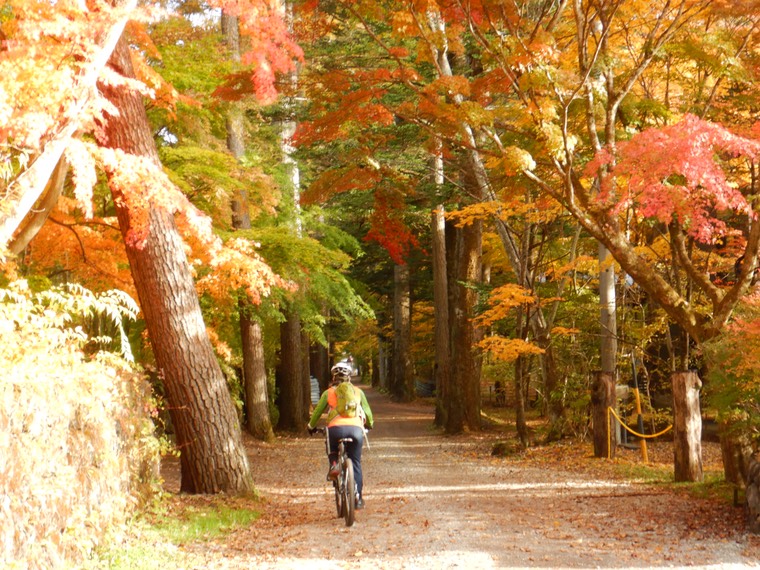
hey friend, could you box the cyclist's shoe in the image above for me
[356,496,365,510]
[327,462,340,480]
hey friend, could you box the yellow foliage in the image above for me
[477,283,536,327]
[549,254,596,278]
[501,145,536,175]
[478,336,544,362]
[447,202,502,227]
[551,326,580,336]
[0,281,160,569]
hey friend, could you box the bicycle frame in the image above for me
[313,427,357,527]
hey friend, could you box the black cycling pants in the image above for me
[326,425,365,497]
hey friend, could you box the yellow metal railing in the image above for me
[607,405,673,461]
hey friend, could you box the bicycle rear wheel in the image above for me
[343,458,356,527]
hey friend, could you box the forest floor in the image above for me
[131,384,759,570]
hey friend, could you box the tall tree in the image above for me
[221,10,275,441]
[97,35,254,494]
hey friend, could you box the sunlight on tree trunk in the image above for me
[450,220,482,432]
[673,371,703,482]
[432,205,450,428]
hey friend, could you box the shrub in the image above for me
[0,281,160,569]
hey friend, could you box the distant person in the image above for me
[308,362,374,509]
[494,380,506,406]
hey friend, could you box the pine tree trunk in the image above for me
[278,311,304,430]
[98,35,252,494]
[673,370,703,482]
[241,312,274,441]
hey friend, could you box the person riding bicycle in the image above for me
[308,362,374,509]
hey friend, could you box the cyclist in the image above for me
[308,362,374,509]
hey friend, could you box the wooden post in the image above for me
[592,371,616,458]
[672,371,703,482]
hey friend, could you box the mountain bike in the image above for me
[312,427,357,527]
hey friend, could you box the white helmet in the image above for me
[331,362,353,379]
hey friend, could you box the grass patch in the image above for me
[612,461,673,484]
[151,503,260,543]
[674,471,737,503]
[80,496,261,570]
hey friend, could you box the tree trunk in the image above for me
[449,220,482,432]
[672,370,703,482]
[277,311,304,431]
[599,243,617,376]
[97,35,252,494]
[515,353,528,447]
[241,312,274,441]
[371,350,380,387]
[301,328,312,411]
[221,11,273,441]
[591,371,616,459]
[432,205,451,428]
[392,262,413,401]
[310,341,329,392]
[378,335,390,391]
[533,322,564,439]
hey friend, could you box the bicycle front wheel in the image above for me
[343,458,356,527]
[333,479,342,518]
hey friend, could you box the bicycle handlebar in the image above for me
[309,425,370,449]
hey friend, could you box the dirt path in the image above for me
[170,384,760,569]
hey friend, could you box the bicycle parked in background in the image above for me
[312,427,358,527]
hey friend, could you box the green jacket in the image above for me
[308,384,374,429]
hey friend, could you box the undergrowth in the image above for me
[81,496,261,570]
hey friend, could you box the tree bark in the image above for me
[449,220,482,432]
[432,206,451,428]
[241,312,274,441]
[98,35,253,494]
[277,311,304,430]
[599,243,618,376]
[672,370,703,482]
[591,371,616,459]
[310,341,329,392]
[515,353,528,447]
[392,262,413,401]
